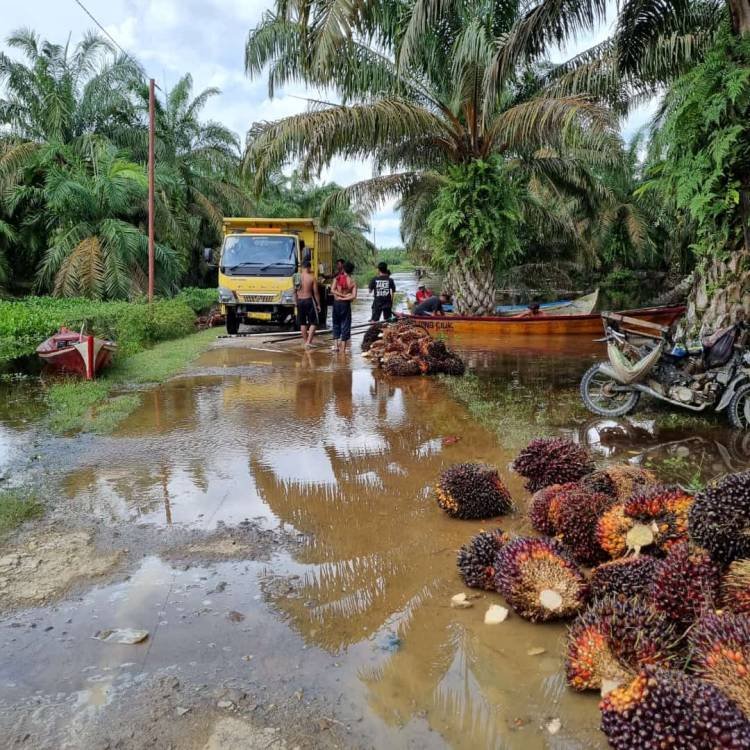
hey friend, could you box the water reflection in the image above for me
[43,327,750,749]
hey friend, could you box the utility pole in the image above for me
[148,78,155,303]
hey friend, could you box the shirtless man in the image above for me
[295,261,320,347]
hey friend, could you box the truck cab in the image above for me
[215,218,333,334]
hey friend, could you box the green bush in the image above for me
[175,287,217,314]
[0,296,198,363]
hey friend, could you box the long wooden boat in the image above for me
[398,304,685,337]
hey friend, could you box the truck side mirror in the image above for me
[203,247,215,266]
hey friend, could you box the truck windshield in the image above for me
[221,235,296,275]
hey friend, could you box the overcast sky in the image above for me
[1,0,654,248]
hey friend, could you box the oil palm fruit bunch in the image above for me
[649,543,723,629]
[595,504,633,558]
[625,485,693,553]
[600,666,750,749]
[595,485,693,559]
[690,470,750,564]
[690,611,750,717]
[493,537,588,622]
[511,437,594,492]
[456,528,509,590]
[382,353,421,376]
[589,556,658,601]
[565,596,679,692]
[528,482,579,535]
[722,560,750,615]
[435,463,513,519]
[361,322,386,352]
[581,464,656,501]
[554,490,614,566]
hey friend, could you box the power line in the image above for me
[72,0,131,60]
[71,0,160,88]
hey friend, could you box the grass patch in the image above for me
[45,328,218,434]
[0,489,43,536]
[108,327,218,385]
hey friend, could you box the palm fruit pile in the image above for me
[493,537,588,621]
[649,542,723,628]
[722,560,750,615]
[600,667,750,749]
[690,612,750,717]
[435,463,513,519]
[512,437,595,492]
[595,484,693,558]
[589,556,658,601]
[362,320,465,376]
[582,464,656,501]
[456,528,509,590]
[690,470,750,564]
[450,449,750,747]
[565,596,678,692]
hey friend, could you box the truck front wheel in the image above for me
[226,308,240,335]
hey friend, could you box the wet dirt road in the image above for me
[2,278,750,749]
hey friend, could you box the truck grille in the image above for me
[239,293,278,303]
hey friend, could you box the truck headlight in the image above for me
[218,286,235,303]
[280,290,295,304]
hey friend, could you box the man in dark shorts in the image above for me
[413,292,450,316]
[332,261,357,353]
[295,261,320,347]
[368,262,396,321]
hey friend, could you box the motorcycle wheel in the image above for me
[728,383,750,430]
[580,363,640,417]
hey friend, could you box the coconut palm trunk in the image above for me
[445,252,497,316]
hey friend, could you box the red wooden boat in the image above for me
[36,327,116,379]
[398,305,686,337]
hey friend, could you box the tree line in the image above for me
[244,0,750,331]
[3,1,750,333]
[0,29,374,299]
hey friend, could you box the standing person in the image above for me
[369,262,396,321]
[332,261,357,353]
[413,291,450,316]
[294,261,320,347]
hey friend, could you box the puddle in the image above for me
[3,281,750,747]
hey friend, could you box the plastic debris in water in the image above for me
[92,628,149,645]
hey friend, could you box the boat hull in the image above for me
[37,329,116,379]
[399,305,685,336]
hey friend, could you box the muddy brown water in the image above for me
[2,277,750,748]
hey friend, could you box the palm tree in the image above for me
[37,137,181,299]
[244,0,620,314]
[554,1,750,333]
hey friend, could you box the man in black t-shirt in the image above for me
[368,262,396,321]
[413,292,449,316]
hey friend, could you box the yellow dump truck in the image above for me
[213,218,333,334]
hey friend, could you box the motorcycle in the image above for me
[580,313,750,429]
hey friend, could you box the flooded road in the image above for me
[2,277,750,748]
